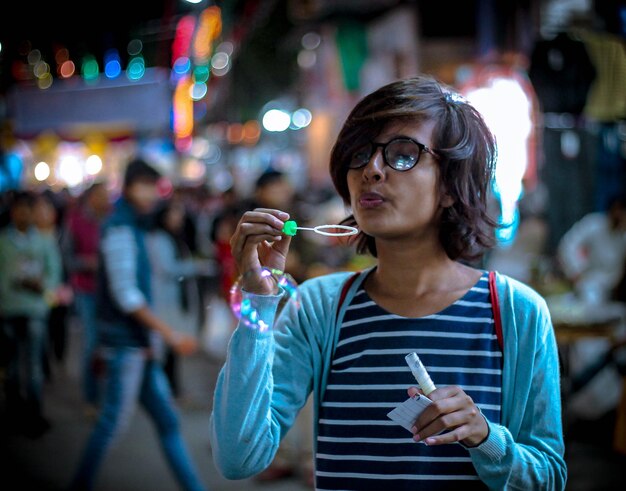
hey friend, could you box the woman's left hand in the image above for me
[408,385,489,447]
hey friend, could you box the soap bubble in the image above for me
[229,267,300,331]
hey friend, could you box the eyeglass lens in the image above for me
[349,138,422,171]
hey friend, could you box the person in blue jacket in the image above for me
[210,75,567,490]
[69,158,207,491]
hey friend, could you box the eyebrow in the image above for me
[375,134,431,146]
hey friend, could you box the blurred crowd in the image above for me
[1,156,626,487]
[0,163,366,490]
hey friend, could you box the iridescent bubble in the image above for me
[229,267,300,331]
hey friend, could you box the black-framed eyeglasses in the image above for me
[348,137,438,172]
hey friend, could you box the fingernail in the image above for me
[411,426,417,434]
[413,434,420,442]
[278,211,289,219]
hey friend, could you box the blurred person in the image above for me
[68,159,207,491]
[146,198,214,400]
[557,195,626,303]
[557,196,626,421]
[210,198,243,302]
[62,181,111,415]
[33,191,73,380]
[209,76,566,489]
[0,190,62,438]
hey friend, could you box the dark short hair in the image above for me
[123,158,161,188]
[329,75,498,261]
[255,169,284,190]
[10,190,35,208]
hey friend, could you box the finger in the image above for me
[412,390,464,435]
[236,217,286,240]
[231,224,284,258]
[407,386,421,398]
[424,385,462,402]
[230,210,287,248]
[413,398,477,443]
[269,233,292,260]
[420,427,467,446]
[242,209,289,231]
[252,208,290,221]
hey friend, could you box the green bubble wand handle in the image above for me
[282,220,358,237]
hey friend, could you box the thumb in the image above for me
[266,235,291,271]
[270,234,292,265]
[407,386,423,398]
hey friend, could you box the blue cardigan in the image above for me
[209,269,567,490]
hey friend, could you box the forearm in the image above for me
[469,421,567,490]
[469,322,567,489]
[130,305,179,345]
[209,292,283,479]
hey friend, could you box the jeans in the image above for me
[73,292,100,405]
[69,347,207,491]
[1,315,46,414]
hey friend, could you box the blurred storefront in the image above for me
[4,67,173,193]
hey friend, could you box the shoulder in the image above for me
[300,270,356,294]
[568,212,608,234]
[493,271,554,338]
[297,270,362,306]
[494,271,549,314]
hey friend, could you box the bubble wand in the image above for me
[281,220,358,237]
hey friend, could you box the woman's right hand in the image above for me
[230,208,292,295]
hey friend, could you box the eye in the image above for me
[349,144,373,168]
[386,140,419,170]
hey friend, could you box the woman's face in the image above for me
[126,180,160,215]
[346,119,449,245]
[164,204,185,233]
[33,197,57,229]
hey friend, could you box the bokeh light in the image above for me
[85,155,103,175]
[34,161,50,181]
[81,55,99,82]
[291,108,312,129]
[126,55,145,80]
[104,49,122,79]
[262,109,291,132]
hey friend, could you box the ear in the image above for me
[440,192,454,209]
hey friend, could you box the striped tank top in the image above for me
[316,271,502,490]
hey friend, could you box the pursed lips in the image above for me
[358,191,385,208]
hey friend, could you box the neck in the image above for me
[371,235,463,296]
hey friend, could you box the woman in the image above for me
[209,76,566,490]
[32,192,71,380]
[146,198,211,398]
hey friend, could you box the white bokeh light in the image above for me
[57,154,84,187]
[34,161,50,181]
[262,109,291,132]
[85,154,103,175]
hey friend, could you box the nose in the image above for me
[362,147,385,182]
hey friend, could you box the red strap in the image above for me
[337,272,360,315]
[488,271,504,352]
